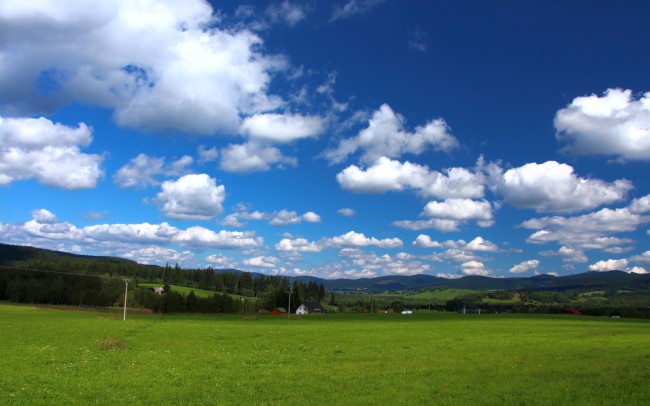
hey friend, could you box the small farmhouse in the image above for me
[271,307,287,316]
[295,301,324,315]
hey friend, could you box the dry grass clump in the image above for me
[97,337,127,352]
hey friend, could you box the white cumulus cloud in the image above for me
[393,218,461,232]
[493,161,632,213]
[275,238,322,252]
[338,208,356,217]
[629,251,650,266]
[113,154,164,188]
[0,210,264,255]
[413,235,499,252]
[422,199,494,223]
[153,174,225,220]
[555,88,650,160]
[588,258,629,272]
[327,231,403,248]
[336,156,484,198]
[509,259,540,274]
[460,261,490,276]
[522,196,650,254]
[243,256,280,268]
[269,210,321,226]
[325,104,458,164]
[0,116,104,189]
[219,143,297,173]
[240,113,324,143]
[0,0,285,134]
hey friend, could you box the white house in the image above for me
[296,304,309,315]
[295,301,324,315]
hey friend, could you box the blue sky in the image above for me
[1,0,649,279]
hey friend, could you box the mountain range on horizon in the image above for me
[2,243,649,293]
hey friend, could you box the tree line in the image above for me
[0,260,327,314]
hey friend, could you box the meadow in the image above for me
[1,303,649,405]
[137,283,257,303]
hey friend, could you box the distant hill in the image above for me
[2,242,648,292]
[0,243,138,265]
[296,270,650,292]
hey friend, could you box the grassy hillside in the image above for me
[406,289,481,301]
[1,303,649,404]
[138,283,259,302]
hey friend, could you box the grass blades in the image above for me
[1,303,649,405]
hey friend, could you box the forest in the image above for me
[0,243,325,313]
[2,243,650,318]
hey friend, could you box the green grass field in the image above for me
[137,283,258,302]
[406,288,480,300]
[1,303,649,405]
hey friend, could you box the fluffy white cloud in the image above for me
[219,143,296,173]
[419,167,485,199]
[337,157,429,193]
[422,199,494,222]
[270,210,321,225]
[555,88,650,160]
[275,238,322,252]
[243,256,280,268]
[436,273,463,279]
[629,195,650,214]
[0,0,284,134]
[153,174,225,220]
[113,154,164,188]
[0,116,104,188]
[172,227,262,249]
[588,258,629,272]
[31,209,58,224]
[327,231,403,248]
[493,161,632,213]
[393,218,461,232]
[460,261,490,276]
[338,208,356,217]
[205,253,237,268]
[336,248,430,276]
[540,246,588,263]
[325,104,458,164]
[629,251,650,266]
[330,268,378,279]
[509,259,540,274]
[336,156,484,198]
[466,237,499,252]
[429,249,482,264]
[82,222,178,244]
[224,209,321,227]
[123,247,194,267]
[413,234,443,248]
[395,197,494,233]
[413,235,499,252]
[629,266,648,274]
[302,211,322,223]
[197,145,219,163]
[522,196,650,253]
[240,113,324,143]
[0,210,263,255]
